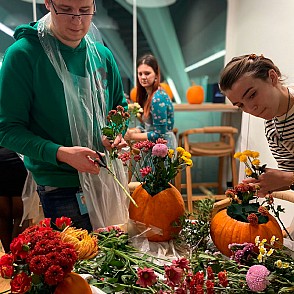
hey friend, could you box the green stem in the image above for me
[106,168,138,207]
[269,204,293,241]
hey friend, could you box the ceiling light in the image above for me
[20,0,44,3]
[125,0,176,8]
[184,50,226,72]
[0,22,14,37]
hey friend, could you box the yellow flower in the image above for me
[245,168,253,176]
[239,155,247,162]
[275,260,283,268]
[234,152,242,159]
[251,151,260,158]
[168,149,174,158]
[242,150,253,156]
[183,151,192,159]
[255,236,260,246]
[252,159,260,166]
[260,238,267,246]
[176,147,185,156]
[270,235,276,245]
[266,248,274,256]
[282,262,290,268]
[185,159,193,167]
[259,245,266,255]
[257,253,263,263]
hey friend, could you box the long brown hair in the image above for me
[219,54,283,93]
[136,54,161,117]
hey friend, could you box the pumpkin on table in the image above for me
[210,208,283,257]
[186,84,204,104]
[129,183,185,242]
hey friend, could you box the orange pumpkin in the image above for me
[160,82,173,99]
[129,184,185,242]
[130,87,137,102]
[54,272,92,294]
[210,209,283,257]
[186,84,204,104]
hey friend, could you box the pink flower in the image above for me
[152,143,168,157]
[246,265,270,292]
[172,258,190,270]
[140,166,152,177]
[136,267,157,287]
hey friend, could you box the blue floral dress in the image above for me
[136,89,177,149]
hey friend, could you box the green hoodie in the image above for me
[0,22,127,187]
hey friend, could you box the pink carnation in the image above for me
[246,265,270,292]
[152,144,168,157]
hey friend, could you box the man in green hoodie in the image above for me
[0,0,130,232]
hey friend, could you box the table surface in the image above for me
[173,103,240,112]
[0,252,10,292]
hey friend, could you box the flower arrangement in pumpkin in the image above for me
[0,217,98,294]
[119,139,192,196]
[210,150,286,257]
[118,140,192,242]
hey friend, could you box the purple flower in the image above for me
[152,143,168,158]
[246,265,270,292]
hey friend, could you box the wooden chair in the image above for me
[175,126,238,213]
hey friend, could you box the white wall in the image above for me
[225,0,294,227]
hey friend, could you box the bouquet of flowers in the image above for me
[102,105,130,159]
[127,102,143,124]
[118,139,193,195]
[0,217,98,294]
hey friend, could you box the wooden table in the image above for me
[0,252,11,292]
[173,103,240,112]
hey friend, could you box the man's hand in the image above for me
[57,146,101,174]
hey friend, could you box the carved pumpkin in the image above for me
[210,209,283,257]
[186,84,204,104]
[129,183,185,242]
[54,272,92,294]
[130,87,137,102]
[160,82,173,99]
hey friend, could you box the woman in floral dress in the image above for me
[124,54,177,149]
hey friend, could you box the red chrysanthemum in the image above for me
[29,255,49,275]
[247,213,259,225]
[136,267,158,288]
[44,265,65,285]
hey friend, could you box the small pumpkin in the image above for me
[160,82,173,99]
[129,183,185,242]
[210,209,283,257]
[130,87,137,102]
[186,84,204,104]
[54,272,92,294]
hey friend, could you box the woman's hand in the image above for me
[124,128,138,141]
[102,134,128,151]
[56,146,101,174]
[242,168,293,197]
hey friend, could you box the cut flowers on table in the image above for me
[0,217,98,294]
[118,139,193,195]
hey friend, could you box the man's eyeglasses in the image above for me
[50,0,96,18]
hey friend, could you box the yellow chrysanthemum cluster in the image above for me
[234,150,263,179]
[175,147,193,167]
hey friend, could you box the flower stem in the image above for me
[269,204,293,241]
[106,167,138,207]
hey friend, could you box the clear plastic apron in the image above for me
[38,13,129,229]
